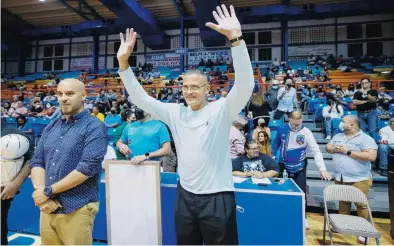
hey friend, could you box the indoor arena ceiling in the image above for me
[2,0,368,28]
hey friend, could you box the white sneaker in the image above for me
[305,218,310,230]
[357,236,369,244]
[326,135,331,140]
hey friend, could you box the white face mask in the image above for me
[339,122,344,131]
[272,85,278,89]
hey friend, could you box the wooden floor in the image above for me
[8,213,394,245]
[306,212,394,245]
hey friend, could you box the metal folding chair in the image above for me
[323,184,380,245]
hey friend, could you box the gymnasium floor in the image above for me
[7,212,393,245]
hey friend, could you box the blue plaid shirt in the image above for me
[29,110,108,214]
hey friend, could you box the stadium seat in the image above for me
[307,98,320,113]
[389,103,394,112]
[343,111,357,116]
[5,117,16,125]
[268,119,283,131]
[331,118,342,132]
[378,120,389,130]
[313,104,327,122]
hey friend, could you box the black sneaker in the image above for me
[380,169,388,177]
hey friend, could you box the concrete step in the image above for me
[311,132,324,139]
[306,152,332,159]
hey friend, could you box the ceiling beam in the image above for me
[57,0,104,21]
[171,0,188,17]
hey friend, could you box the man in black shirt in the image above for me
[352,78,379,136]
[232,140,279,178]
[1,118,34,245]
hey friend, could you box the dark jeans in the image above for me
[174,183,239,245]
[1,198,12,245]
[279,163,307,213]
[274,110,292,120]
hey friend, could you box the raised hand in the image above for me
[206,5,242,40]
[117,28,137,62]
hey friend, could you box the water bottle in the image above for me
[283,169,288,180]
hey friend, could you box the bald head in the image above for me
[343,115,360,128]
[57,79,86,117]
[58,79,86,94]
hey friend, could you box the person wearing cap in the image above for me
[252,118,271,141]
[274,79,297,120]
[264,80,280,117]
[377,118,394,176]
[229,115,248,159]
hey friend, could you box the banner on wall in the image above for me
[144,53,180,67]
[288,45,335,57]
[188,50,231,65]
[70,57,105,71]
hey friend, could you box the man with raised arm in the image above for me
[117,4,254,245]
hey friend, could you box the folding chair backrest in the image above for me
[323,184,369,204]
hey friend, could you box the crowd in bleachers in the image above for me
[1,57,394,178]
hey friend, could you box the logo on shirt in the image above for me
[296,134,305,145]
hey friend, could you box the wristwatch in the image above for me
[346,150,352,156]
[229,35,243,44]
[43,186,53,197]
[145,153,150,160]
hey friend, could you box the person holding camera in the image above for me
[274,79,298,120]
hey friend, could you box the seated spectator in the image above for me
[91,106,105,121]
[272,58,280,67]
[11,101,28,118]
[300,84,316,111]
[105,90,117,102]
[1,102,11,117]
[207,90,216,102]
[252,118,271,141]
[84,99,94,111]
[257,131,271,156]
[29,101,43,117]
[10,95,19,109]
[378,118,394,176]
[105,107,121,128]
[345,83,356,98]
[232,140,279,178]
[16,115,33,135]
[38,102,56,117]
[43,91,57,102]
[230,115,248,159]
[332,85,345,98]
[378,87,393,100]
[323,98,344,139]
[315,85,327,100]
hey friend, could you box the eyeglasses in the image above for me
[181,84,207,92]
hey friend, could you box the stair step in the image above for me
[307,152,332,159]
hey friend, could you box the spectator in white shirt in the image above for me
[274,79,297,119]
[323,98,344,139]
[377,118,394,176]
[378,87,393,100]
[345,83,356,98]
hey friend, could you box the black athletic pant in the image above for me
[1,198,12,245]
[174,183,239,245]
[279,162,307,213]
[273,110,292,120]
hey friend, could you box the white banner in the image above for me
[288,45,335,57]
[70,57,105,71]
[145,54,180,67]
[188,50,231,65]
